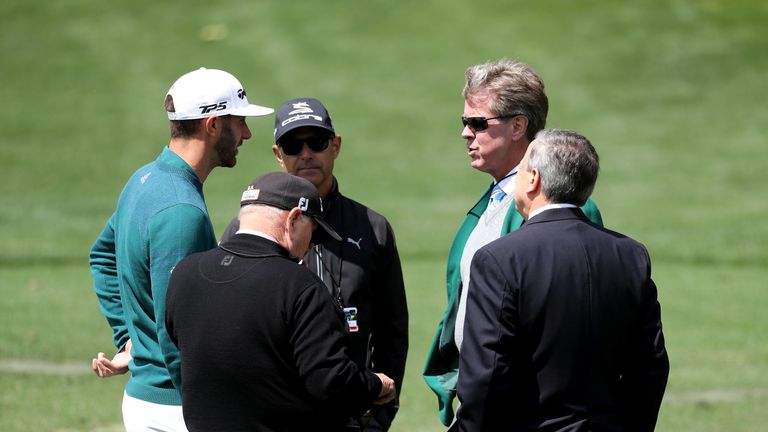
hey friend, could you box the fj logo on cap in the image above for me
[298,197,309,211]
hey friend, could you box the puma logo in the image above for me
[346,237,362,250]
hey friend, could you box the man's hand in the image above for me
[92,339,132,378]
[373,373,396,405]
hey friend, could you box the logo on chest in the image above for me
[346,237,362,250]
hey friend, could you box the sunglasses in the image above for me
[461,114,521,132]
[278,134,332,156]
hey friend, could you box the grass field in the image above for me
[1,0,767,430]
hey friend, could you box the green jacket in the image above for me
[422,183,603,426]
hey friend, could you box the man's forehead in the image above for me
[464,96,495,115]
[465,92,494,106]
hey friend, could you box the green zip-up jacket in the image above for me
[422,183,603,426]
[90,146,217,405]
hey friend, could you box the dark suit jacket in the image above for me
[455,207,669,432]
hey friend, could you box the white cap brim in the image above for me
[230,104,274,117]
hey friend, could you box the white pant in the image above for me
[122,392,189,432]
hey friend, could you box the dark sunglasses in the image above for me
[461,114,520,132]
[278,135,332,156]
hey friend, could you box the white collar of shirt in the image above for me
[235,229,279,244]
[528,203,578,220]
[494,166,518,196]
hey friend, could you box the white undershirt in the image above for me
[527,203,578,220]
[235,229,279,244]
[491,167,518,204]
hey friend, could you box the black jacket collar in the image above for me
[321,177,342,217]
[525,206,587,226]
[219,233,297,262]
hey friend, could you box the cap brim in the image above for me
[313,218,342,243]
[230,104,274,117]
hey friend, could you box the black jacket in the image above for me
[455,208,669,431]
[221,179,409,430]
[166,234,383,432]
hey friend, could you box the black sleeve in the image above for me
[164,254,199,392]
[292,281,383,418]
[455,247,515,432]
[368,220,409,430]
[621,248,670,431]
[364,402,399,431]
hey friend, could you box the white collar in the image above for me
[235,229,279,245]
[494,166,518,196]
[528,203,578,220]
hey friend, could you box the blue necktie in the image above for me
[488,184,507,211]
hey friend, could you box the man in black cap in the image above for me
[165,172,396,432]
[221,98,408,431]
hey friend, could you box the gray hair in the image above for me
[463,58,549,141]
[239,204,285,222]
[527,129,600,206]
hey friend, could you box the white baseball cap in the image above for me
[165,67,274,120]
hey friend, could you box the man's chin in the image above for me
[295,167,320,177]
[294,170,322,186]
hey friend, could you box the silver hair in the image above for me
[239,204,285,222]
[527,129,600,206]
[463,58,549,141]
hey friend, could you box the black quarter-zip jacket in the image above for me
[165,234,382,431]
[221,179,409,430]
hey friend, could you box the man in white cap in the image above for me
[89,67,273,431]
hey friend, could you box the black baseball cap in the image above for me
[274,97,335,142]
[239,172,341,241]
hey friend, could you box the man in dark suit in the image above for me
[454,129,669,432]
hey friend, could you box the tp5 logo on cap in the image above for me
[199,101,228,114]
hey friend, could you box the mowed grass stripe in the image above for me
[0,359,92,376]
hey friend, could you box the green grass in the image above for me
[1,0,767,430]
[0,372,126,432]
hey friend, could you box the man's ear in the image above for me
[272,144,286,167]
[203,116,219,135]
[528,167,541,194]
[511,116,529,141]
[285,207,302,231]
[330,135,342,160]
